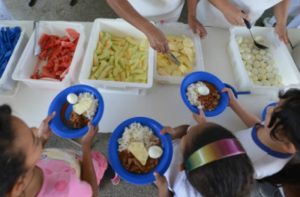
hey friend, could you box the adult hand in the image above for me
[222,87,238,107]
[153,172,168,188]
[220,3,251,26]
[82,123,99,148]
[275,24,289,45]
[192,109,207,125]
[38,112,56,141]
[188,17,207,39]
[146,26,169,54]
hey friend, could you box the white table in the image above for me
[1,21,300,133]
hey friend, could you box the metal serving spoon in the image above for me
[241,11,268,50]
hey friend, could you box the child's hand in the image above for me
[38,112,56,141]
[160,126,176,139]
[153,172,168,189]
[81,123,99,148]
[222,87,238,107]
[192,109,207,125]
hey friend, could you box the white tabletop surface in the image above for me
[1,21,299,133]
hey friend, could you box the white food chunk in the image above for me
[255,54,262,61]
[263,55,270,61]
[248,43,254,49]
[269,78,278,86]
[260,50,267,55]
[246,59,253,65]
[148,146,163,159]
[258,68,266,74]
[257,74,266,81]
[239,47,244,53]
[261,80,271,86]
[253,81,262,86]
[67,93,78,104]
[236,36,243,44]
[273,68,279,74]
[276,75,283,83]
[252,49,259,54]
[266,73,275,79]
[241,43,248,48]
[251,68,259,75]
[244,48,251,53]
[253,61,260,68]
[245,64,253,71]
[243,38,250,44]
[242,53,251,60]
[266,65,274,73]
[260,61,267,68]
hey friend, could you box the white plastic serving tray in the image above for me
[228,26,300,95]
[154,22,204,85]
[12,21,85,90]
[0,24,27,92]
[79,18,154,96]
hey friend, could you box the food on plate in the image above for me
[61,92,98,129]
[0,26,22,78]
[156,35,195,77]
[118,122,162,174]
[186,81,220,111]
[89,31,149,83]
[235,35,284,86]
[30,28,80,81]
[148,146,163,159]
[67,93,78,104]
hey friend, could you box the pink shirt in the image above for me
[36,148,108,197]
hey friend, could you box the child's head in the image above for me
[0,105,42,196]
[264,88,300,153]
[181,123,254,197]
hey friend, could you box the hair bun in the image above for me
[0,104,12,115]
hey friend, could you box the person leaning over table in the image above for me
[195,0,291,44]
[106,0,207,54]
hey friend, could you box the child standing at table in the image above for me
[202,88,300,179]
[0,104,119,197]
[154,117,254,197]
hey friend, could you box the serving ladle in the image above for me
[241,11,268,50]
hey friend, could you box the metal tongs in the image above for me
[33,21,41,56]
[168,52,181,66]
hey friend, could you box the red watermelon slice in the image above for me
[65,28,80,42]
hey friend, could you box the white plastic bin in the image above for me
[79,18,154,95]
[228,26,300,95]
[153,22,204,85]
[0,25,27,92]
[12,21,85,90]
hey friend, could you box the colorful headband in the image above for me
[185,139,246,172]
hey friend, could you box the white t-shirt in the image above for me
[164,139,203,197]
[235,123,294,179]
[196,0,282,28]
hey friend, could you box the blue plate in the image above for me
[180,71,229,117]
[48,84,104,138]
[262,102,277,121]
[108,117,173,185]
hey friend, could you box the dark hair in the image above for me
[261,154,300,188]
[0,105,27,196]
[268,89,300,150]
[183,123,254,197]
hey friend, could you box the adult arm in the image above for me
[273,0,290,44]
[81,123,99,197]
[223,88,261,128]
[106,0,169,54]
[187,0,207,39]
[207,0,250,25]
[283,184,300,197]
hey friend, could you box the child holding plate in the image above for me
[155,112,254,197]
[0,105,119,197]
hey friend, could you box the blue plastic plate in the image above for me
[262,102,277,121]
[108,117,173,185]
[48,84,104,138]
[180,71,229,117]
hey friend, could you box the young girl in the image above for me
[0,104,119,197]
[153,112,254,197]
[215,88,300,179]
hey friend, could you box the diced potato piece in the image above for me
[132,69,144,74]
[166,35,175,42]
[171,70,182,76]
[99,31,104,41]
[134,73,147,81]
[98,50,110,59]
[125,76,134,82]
[139,39,148,51]
[169,42,178,52]
[93,53,99,67]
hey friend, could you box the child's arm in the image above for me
[283,184,300,197]
[223,88,262,128]
[154,172,174,197]
[38,112,56,148]
[81,123,99,197]
[160,125,190,140]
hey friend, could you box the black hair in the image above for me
[260,154,300,188]
[0,105,27,196]
[268,89,300,150]
[183,123,254,197]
